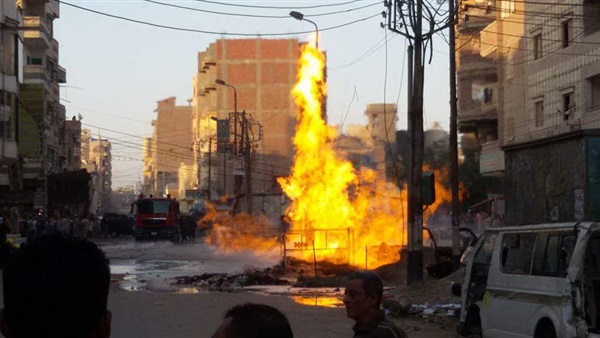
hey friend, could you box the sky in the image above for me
[54,0,452,188]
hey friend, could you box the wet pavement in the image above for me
[97,238,353,308]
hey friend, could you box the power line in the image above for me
[189,0,367,10]
[144,0,379,19]
[329,33,397,70]
[59,1,380,37]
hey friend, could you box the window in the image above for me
[535,99,544,127]
[562,20,571,48]
[584,0,600,35]
[538,232,577,277]
[501,0,516,18]
[533,34,543,59]
[501,233,537,274]
[30,57,42,66]
[563,91,574,121]
[589,74,600,108]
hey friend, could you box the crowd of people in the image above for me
[14,214,99,241]
[0,233,409,338]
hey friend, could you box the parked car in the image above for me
[453,222,600,338]
[101,213,132,237]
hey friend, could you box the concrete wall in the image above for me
[505,135,586,225]
[193,38,300,201]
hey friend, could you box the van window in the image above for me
[536,232,577,277]
[501,233,537,274]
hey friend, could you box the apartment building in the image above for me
[0,1,22,205]
[81,129,112,213]
[364,103,398,180]
[475,0,600,224]
[64,116,81,171]
[192,38,300,209]
[17,0,66,209]
[145,97,193,198]
[456,0,501,178]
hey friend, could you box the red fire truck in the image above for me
[131,198,180,241]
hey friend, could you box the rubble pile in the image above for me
[174,268,289,291]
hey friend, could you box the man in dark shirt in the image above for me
[343,271,408,338]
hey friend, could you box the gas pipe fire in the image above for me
[203,39,453,269]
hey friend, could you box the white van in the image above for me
[455,222,600,338]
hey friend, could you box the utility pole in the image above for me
[406,0,425,284]
[448,0,461,270]
[208,138,212,201]
[223,146,227,196]
[386,0,452,284]
[243,111,253,214]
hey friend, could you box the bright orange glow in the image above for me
[203,42,458,269]
[201,204,279,255]
[277,43,454,269]
[291,296,343,308]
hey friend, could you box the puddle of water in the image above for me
[176,287,200,294]
[291,296,344,308]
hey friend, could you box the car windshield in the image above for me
[137,199,171,214]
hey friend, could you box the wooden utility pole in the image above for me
[449,0,461,269]
[243,111,253,213]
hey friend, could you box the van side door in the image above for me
[483,232,538,337]
[459,232,497,336]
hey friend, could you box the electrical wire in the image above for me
[59,1,381,37]
[189,0,366,10]
[144,0,379,19]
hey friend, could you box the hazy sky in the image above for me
[54,0,451,188]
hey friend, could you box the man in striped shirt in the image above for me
[344,271,408,338]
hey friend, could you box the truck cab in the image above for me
[131,198,180,241]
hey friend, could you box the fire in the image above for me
[278,43,455,269]
[277,43,407,268]
[201,41,459,270]
[201,204,279,256]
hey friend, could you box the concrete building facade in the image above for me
[64,116,81,171]
[17,0,66,209]
[456,0,502,177]
[192,38,300,210]
[81,129,112,214]
[145,97,193,198]
[0,1,23,203]
[364,103,398,180]
[474,0,600,224]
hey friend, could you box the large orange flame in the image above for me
[278,43,457,269]
[203,42,458,270]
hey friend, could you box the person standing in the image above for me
[343,271,408,338]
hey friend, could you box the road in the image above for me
[2,237,456,337]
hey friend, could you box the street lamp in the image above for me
[215,79,238,154]
[289,11,319,50]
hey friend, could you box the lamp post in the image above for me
[215,79,238,155]
[289,11,319,50]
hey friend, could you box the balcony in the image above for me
[458,83,498,133]
[56,65,66,83]
[480,20,499,58]
[23,16,50,49]
[23,64,50,88]
[45,0,60,19]
[457,0,496,33]
[457,53,497,78]
[47,38,59,60]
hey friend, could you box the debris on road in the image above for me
[173,268,290,291]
